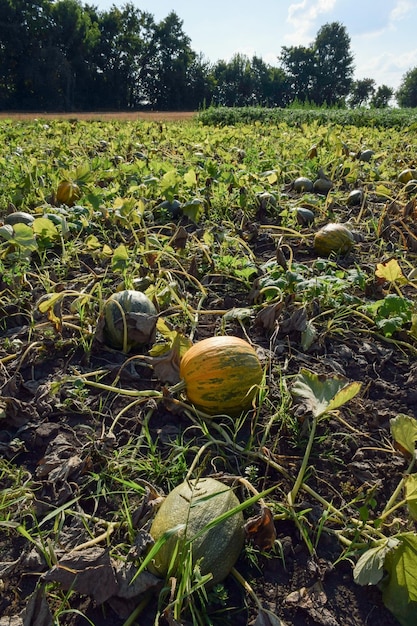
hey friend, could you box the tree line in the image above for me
[0,0,415,112]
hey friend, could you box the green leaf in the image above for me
[112,243,129,270]
[353,538,399,586]
[74,161,92,183]
[160,169,180,200]
[404,475,417,520]
[184,169,197,187]
[390,414,417,456]
[364,294,413,337]
[223,307,254,322]
[38,292,64,314]
[301,321,317,351]
[33,217,59,242]
[149,318,192,358]
[375,184,393,199]
[292,368,361,418]
[181,198,204,223]
[382,532,417,626]
[11,223,38,253]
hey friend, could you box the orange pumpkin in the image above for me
[179,336,263,415]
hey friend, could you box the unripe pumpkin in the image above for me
[313,223,354,256]
[293,177,314,193]
[148,477,245,586]
[4,211,35,226]
[102,289,157,352]
[179,336,263,415]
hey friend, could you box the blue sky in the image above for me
[91,0,417,90]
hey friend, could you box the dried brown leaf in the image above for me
[244,505,276,550]
[254,302,284,332]
[42,547,118,604]
[22,585,53,626]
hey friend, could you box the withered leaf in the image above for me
[1,396,39,428]
[22,585,53,626]
[171,225,188,249]
[36,432,84,481]
[42,547,118,605]
[254,302,284,332]
[244,504,276,550]
[285,581,339,626]
[113,561,159,599]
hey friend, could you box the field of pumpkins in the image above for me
[1,110,417,626]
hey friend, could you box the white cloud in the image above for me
[285,0,337,43]
[389,0,415,22]
[355,48,417,88]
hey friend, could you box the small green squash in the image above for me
[179,336,263,415]
[102,289,157,352]
[314,223,354,256]
[148,477,245,586]
[293,177,314,193]
[4,211,35,226]
[347,189,364,206]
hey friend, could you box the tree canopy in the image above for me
[0,0,412,111]
[396,67,417,108]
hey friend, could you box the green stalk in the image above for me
[379,454,416,520]
[81,378,163,398]
[287,415,318,507]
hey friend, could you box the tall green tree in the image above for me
[280,45,315,103]
[348,78,376,108]
[146,11,196,110]
[185,53,215,110]
[312,22,354,105]
[212,54,254,106]
[90,3,156,109]
[0,0,50,108]
[250,55,289,107]
[370,84,394,108]
[397,67,417,107]
[35,0,100,110]
[280,22,354,106]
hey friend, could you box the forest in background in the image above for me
[0,0,413,112]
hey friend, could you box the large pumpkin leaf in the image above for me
[382,533,417,626]
[353,538,399,586]
[375,258,408,285]
[390,414,417,456]
[292,369,361,418]
[10,222,38,253]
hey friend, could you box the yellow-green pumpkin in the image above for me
[148,477,245,586]
[56,180,81,207]
[179,335,263,415]
[313,223,354,256]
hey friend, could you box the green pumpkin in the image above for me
[102,289,157,352]
[148,477,245,586]
[314,223,354,256]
